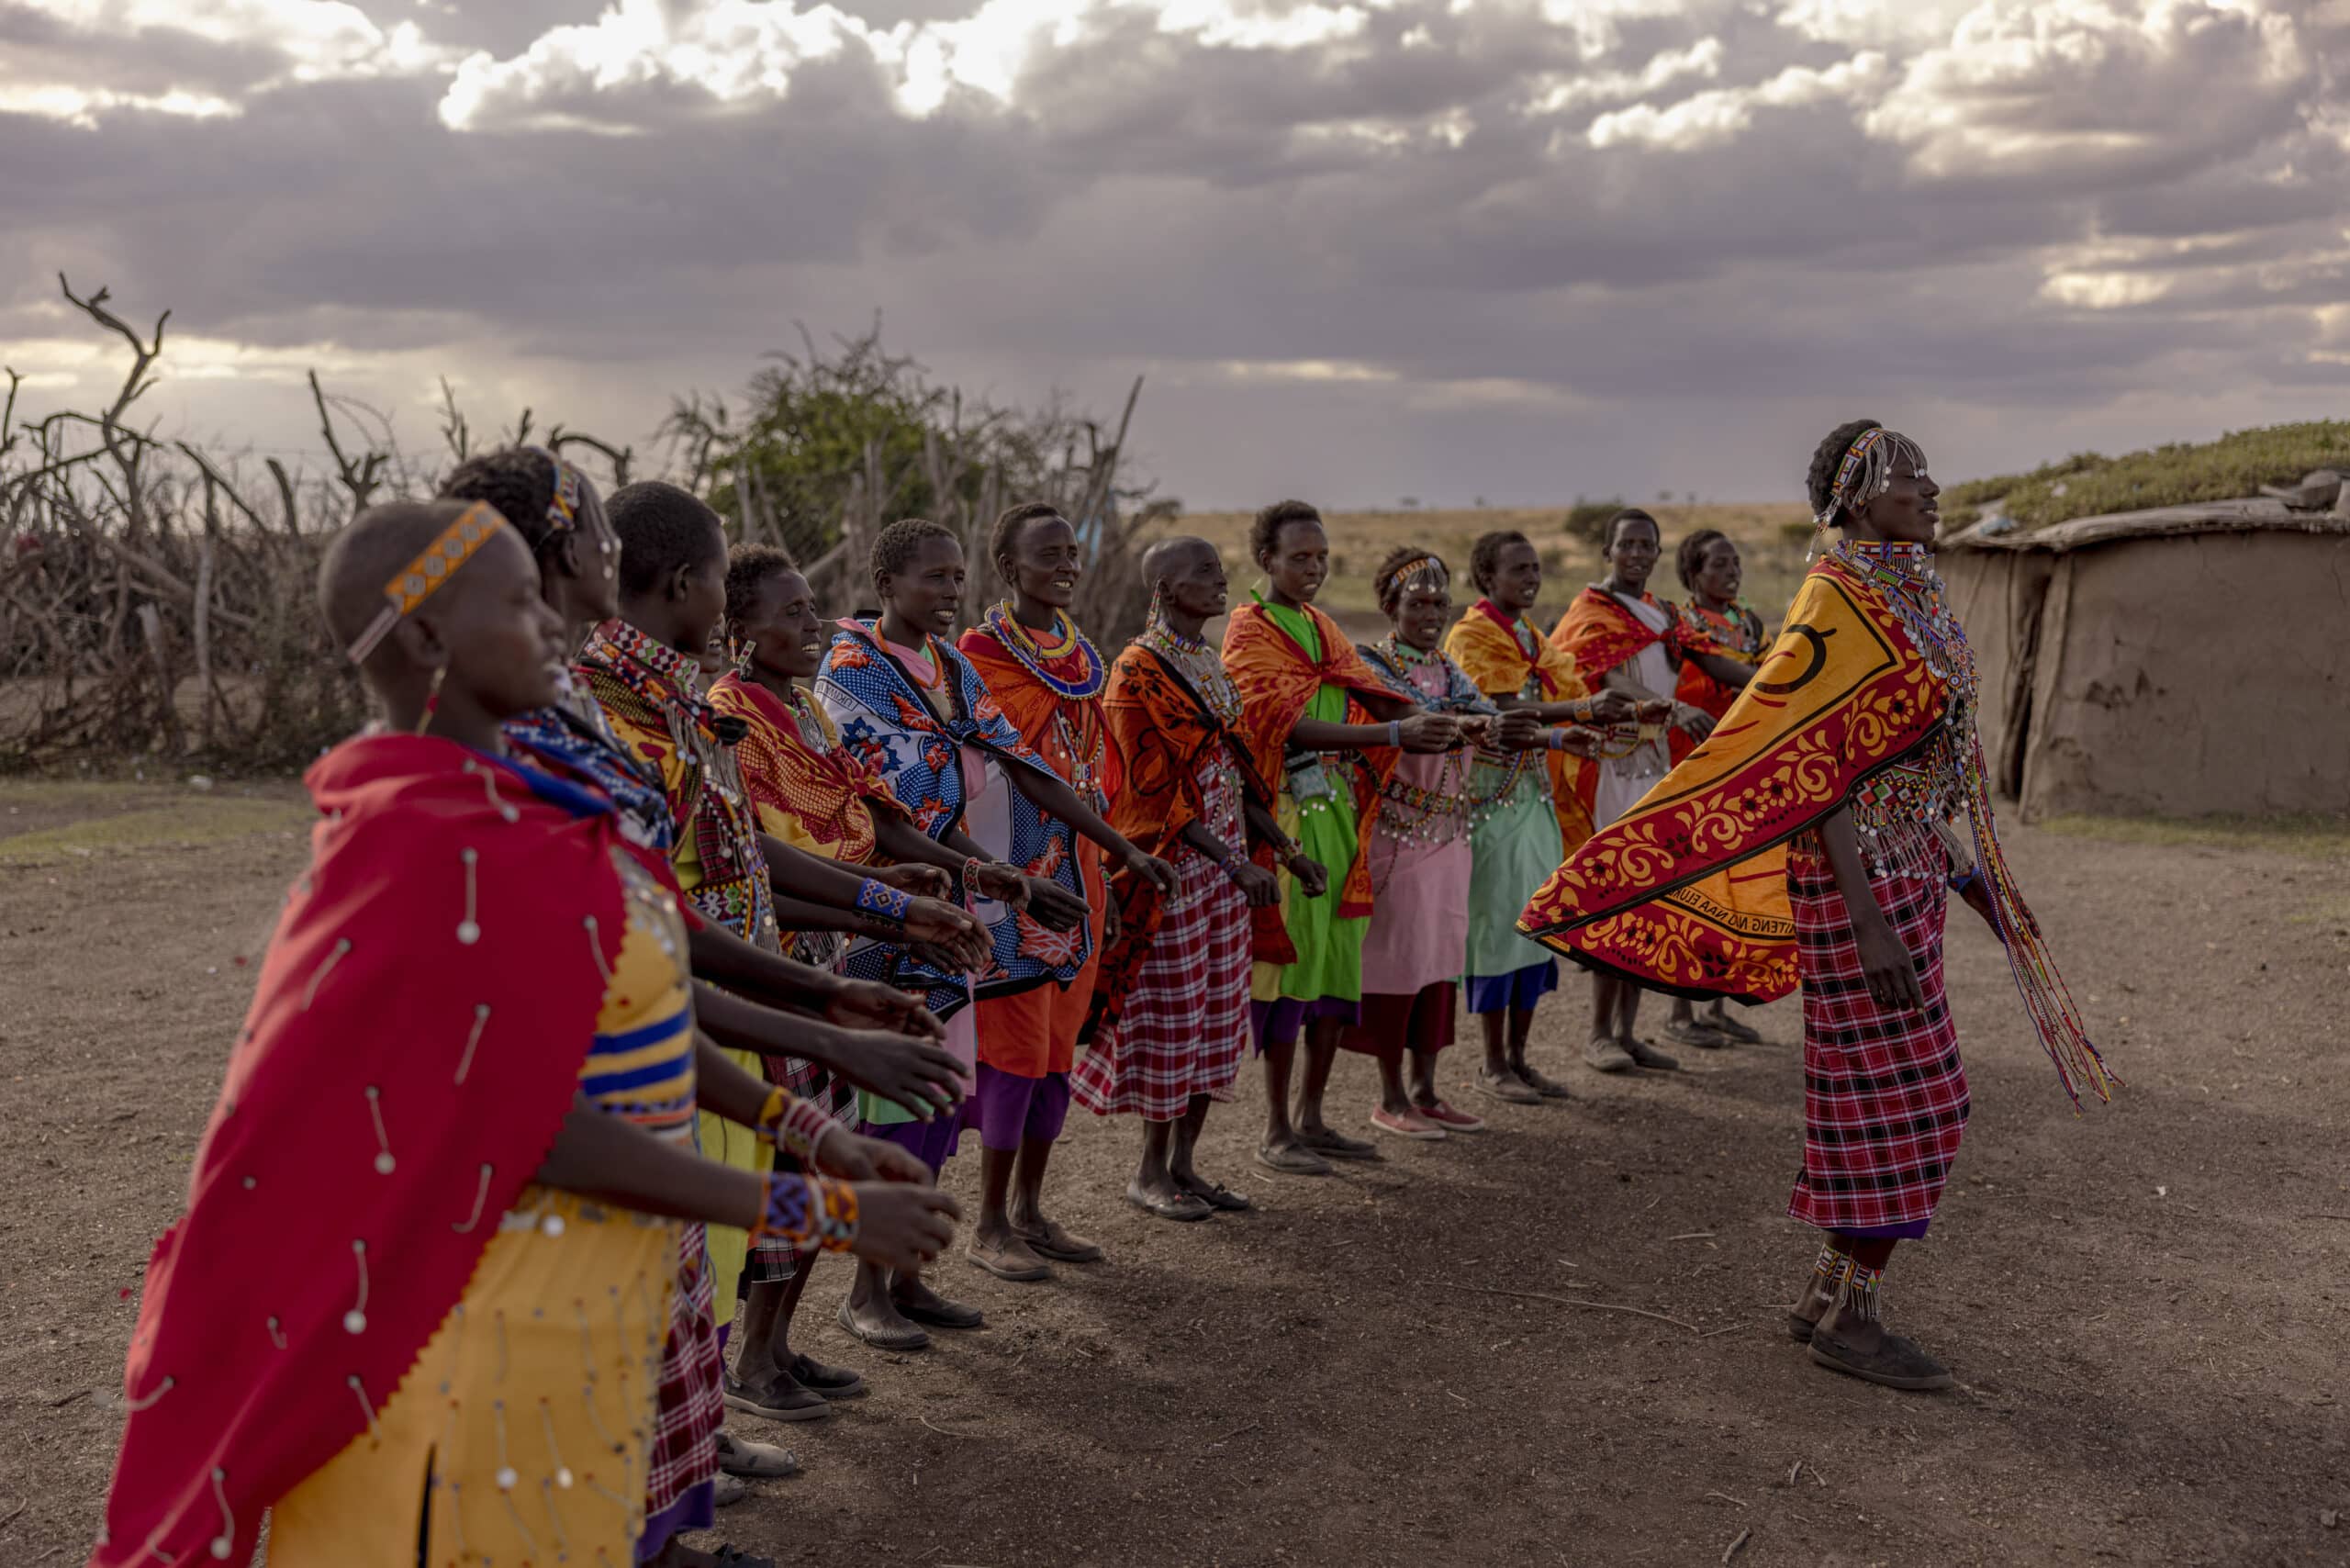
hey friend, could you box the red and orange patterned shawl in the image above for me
[1221,598,1401,920]
[1446,598,1598,852]
[707,672,886,867]
[1084,640,1290,1038]
[1518,555,1947,1003]
[1549,585,1681,687]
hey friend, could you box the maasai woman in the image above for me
[1520,421,2116,1392]
[712,543,1050,1374]
[455,452,962,1058]
[1338,548,1537,1138]
[1548,509,1751,1074]
[1665,527,1768,1049]
[576,484,987,1542]
[448,455,973,1477]
[1079,537,1292,1219]
[817,521,1163,1340]
[89,498,958,1568]
[957,503,1178,1280]
[1224,500,1458,1175]
[1444,531,1631,1104]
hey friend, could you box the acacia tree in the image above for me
[662,317,1174,639]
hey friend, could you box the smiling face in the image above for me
[879,534,966,637]
[737,567,824,682]
[1259,519,1328,606]
[1002,513,1081,615]
[1852,453,1942,545]
[1691,536,1742,605]
[1604,514,1661,593]
[1490,539,1543,615]
[1391,572,1451,653]
[1160,542,1228,624]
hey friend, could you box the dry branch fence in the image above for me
[1,281,1163,772]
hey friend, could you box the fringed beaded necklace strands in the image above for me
[1820,429,2117,1109]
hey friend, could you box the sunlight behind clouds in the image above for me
[2,0,2343,505]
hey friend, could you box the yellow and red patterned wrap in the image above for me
[1516,554,1947,1003]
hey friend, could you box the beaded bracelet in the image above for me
[749,1171,860,1254]
[1546,728,1572,752]
[855,877,912,924]
[961,856,987,890]
[753,1086,837,1166]
[1385,719,1403,747]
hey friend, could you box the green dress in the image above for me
[1462,672,1565,987]
[1249,598,1370,1006]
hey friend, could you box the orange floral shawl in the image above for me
[1446,598,1598,851]
[707,673,886,867]
[1221,598,1400,920]
[1517,554,1946,1002]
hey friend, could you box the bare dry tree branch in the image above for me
[437,376,472,465]
[546,428,635,486]
[308,369,386,513]
[265,458,301,540]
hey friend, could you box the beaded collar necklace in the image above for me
[1829,540,1975,695]
[579,618,721,741]
[985,602,1105,701]
[1138,610,1243,731]
[1378,632,1443,669]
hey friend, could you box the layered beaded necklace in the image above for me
[1138,610,1243,731]
[1364,634,1473,848]
[1828,540,1974,697]
[984,602,1105,700]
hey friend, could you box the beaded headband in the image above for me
[1386,553,1449,600]
[1817,427,1928,527]
[344,502,506,665]
[526,445,585,536]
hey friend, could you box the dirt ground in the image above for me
[4,779,2347,1567]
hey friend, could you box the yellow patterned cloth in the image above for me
[266,858,693,1567]
[1517,555,1945,1002]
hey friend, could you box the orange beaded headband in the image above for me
[345,501,506,665]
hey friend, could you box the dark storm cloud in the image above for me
[1,0,2343,506]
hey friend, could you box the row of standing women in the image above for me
[87,420,2113,1568]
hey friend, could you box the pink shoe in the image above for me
[1416,1100,1485,1133]
[1370,1105,1447,1141]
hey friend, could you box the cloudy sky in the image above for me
[3,0,2345,509]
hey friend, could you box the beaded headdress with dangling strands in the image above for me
[1811,426,1929,560]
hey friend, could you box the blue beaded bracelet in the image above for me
[856,877,912,924]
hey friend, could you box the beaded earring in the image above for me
[732,634,756,681]
[413,663,447,736]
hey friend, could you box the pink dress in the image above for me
[1356,658,1474,996]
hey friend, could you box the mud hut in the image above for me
[1940,498,2350,820]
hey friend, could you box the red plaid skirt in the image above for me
[646,1222,724,1519]
[1785,831,1969,1234]
[1074,832,1250,1122]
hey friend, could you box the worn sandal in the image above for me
[1473,1067,1543,1104]
[834,1297,930,1352]
[1127,1182,1214,1222]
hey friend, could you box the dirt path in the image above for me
[3,782,2345,1566]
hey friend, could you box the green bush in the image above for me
[1944,420,2350,532]
[1562,496,1628,543]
